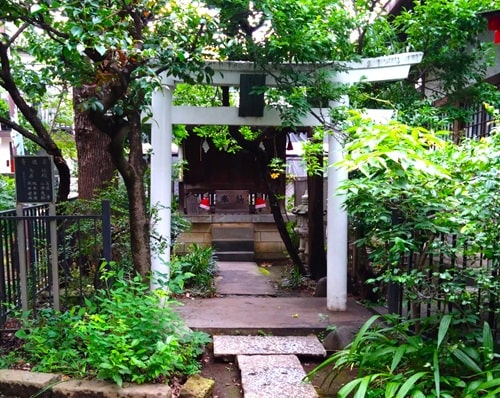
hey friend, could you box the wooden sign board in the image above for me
[215,190,249,212]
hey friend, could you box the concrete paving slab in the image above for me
[237,354,318,398]
[215,261,277,296]
[213,335,326,358]
[177,296,371,335]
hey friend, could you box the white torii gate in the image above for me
[150,52,423,310]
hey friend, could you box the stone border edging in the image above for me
[0,369,172,398]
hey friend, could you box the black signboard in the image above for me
[15,156,54,203]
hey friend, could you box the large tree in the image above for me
[357,0,500,130]
[346,0,500,297]
[207,0,397,278]
[1,0,219,276]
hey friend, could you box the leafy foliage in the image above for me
[57,177,191,275]
[356,0,500,129]
[338,112,499,320]
[0,175,16,211]
[308,314,500,398]
[13,267,210,386]
[170,244,218,296]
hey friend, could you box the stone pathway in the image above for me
[213,335,325,397]
[179,261,373,397]
[214,261,278,296]
[213,335,326,357]
[238,355,317,398]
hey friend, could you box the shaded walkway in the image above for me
[177,261,374,335]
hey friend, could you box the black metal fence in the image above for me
[386,233,499,338]
[0,201,111,332]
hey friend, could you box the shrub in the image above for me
[339,113,499,322]
[0,175,15,211]
[14,267,210,386]
[170,244,218,296]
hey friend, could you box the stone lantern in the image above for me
[291,191,309,266]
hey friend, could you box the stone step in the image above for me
[215,251,254,261]
[213,335,326,358]
[212,240,254,252]
[237,354,318,398]
[212,226,254,240]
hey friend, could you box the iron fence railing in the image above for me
[0,201,111,334]
[386,233,499,339]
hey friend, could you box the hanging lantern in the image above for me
[255,197,266,209]
[199,197,210,210]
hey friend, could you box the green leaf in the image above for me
[485,387,500,398]
[437,314,452,349]
[338,378,364,398]
[433,349,440,397]
[30,4,43,14]
[390,345,407,373]
[396,372,428,398]
[385,381,401,398]
[350,315,380,351]
[450,348,482,373]
[112,373,123,387]
[355,374,381,398]
[94,44,107,56]
[479,378,500,391]
[482,322,494,359]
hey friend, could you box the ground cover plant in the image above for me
[169,243,218,296]
[3,265,210,387]
[308,314,500,397]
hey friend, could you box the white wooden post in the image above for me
[326,97,349,311]
[150,75,174,290]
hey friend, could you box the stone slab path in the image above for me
[238,354,318,398]
[213,335,326,358]
[215,261,278,296]
[214,335,324,397]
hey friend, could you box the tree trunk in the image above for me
[74,88,116,200]
[52,153,71,202]
[124,168,151,277]
[107,115,151,277]
[307,171,326,280]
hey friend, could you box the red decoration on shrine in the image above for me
[199,197,210,210]
[255,197,266,209]
[495,30,500,44]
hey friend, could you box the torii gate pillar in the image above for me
[327,96,349,311]
[150,76,174,290]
